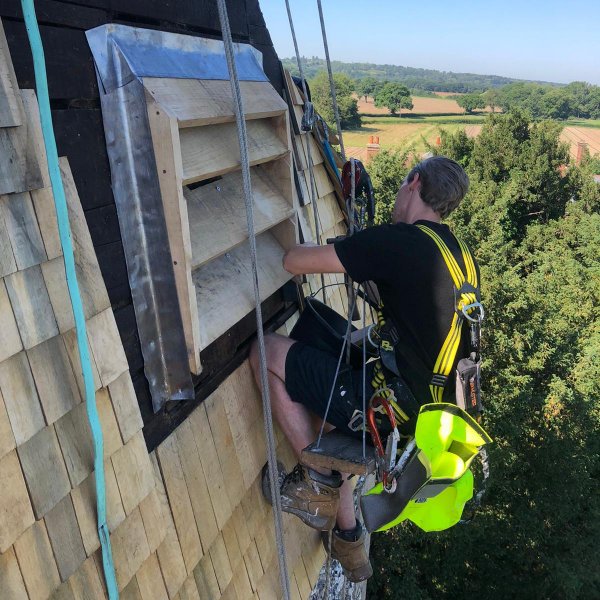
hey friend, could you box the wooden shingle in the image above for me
[0,546,28,599]
[107,371,144,444]
[0,387,16,460]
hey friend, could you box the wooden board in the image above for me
[0,389,16,459]
[136,553,169,600]
[30,187,62,260]
[5,264,58,349]
[68,556,106,600]
[44,494,87,581]
[146,98,201,375]
[156,525,187,599]
[62,326,102,398]
[110,430,154,515]
[0,278,23,363]
[192,228,292,348]
[27,334,81,425]
[193,554,221,600]
[208,534,233,593]
[0,546,28,599]
[0,204,17,277]
[0,191,47,269]
[283,69,304,106]
[138,488,167,554]
[0,20,22,127]
[17,424,71,518]
[312,162,335,199]
[180,118,289,185]
[185,165,294,269]
[143,79,287,129]
[156,433,203,572]
[13,519,61,599]
[108,371,144,444]
[0,449,35,553]
[0,351,45,446]
[0,89,47,196]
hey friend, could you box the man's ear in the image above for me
[408,172,421,192]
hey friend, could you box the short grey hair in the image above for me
[407,156,469,218]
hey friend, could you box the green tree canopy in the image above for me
[374,82,414,116]
[356,76,378,101]
[310,71,361,129]
[456,93,486,114]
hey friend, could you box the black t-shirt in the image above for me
[334,220,479,405]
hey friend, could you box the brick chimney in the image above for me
[576,141,589,165]
[367,135,380,163]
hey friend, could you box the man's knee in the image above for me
[250,333,294,381]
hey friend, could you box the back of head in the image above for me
[407,156,469,218]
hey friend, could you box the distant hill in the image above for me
[281,57,558,94]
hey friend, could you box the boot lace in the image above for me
[281,464,305,491]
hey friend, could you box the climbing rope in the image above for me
[19,1,119,598]
[215,1,291,598]
[316,0,346,162]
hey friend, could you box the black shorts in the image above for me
[285,341,377,439]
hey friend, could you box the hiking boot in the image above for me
[279,464,342,531]
[321,525,373,582]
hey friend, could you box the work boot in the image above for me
[278,464,342,531]
[322,524,373,582]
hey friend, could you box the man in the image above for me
[250,156,474,582]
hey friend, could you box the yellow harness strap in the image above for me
[416,225,479,403]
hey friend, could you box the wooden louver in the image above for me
[143,77,298,374]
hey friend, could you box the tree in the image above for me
[310,71,361,129]
[374,82,413,116]
[482,88,500,113]
[456,93,486,114]
[356,77,378,102]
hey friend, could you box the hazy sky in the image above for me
[259,0,600,85]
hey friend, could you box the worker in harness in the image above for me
[249,156,475,582]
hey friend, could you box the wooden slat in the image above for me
[5,264,58,349]
[156,525,187,600]
[110,508,151,592]
[62,327,102,397]
[0,89,47,196]
[13,519,61,600]
[0,191,47,269]
[187,404,232,529]
[0,449,35,553]
[243,541,264,593]
[71,460,126,556]
[174,419,219,553]
[27,335,81,425]
[86,308,129,387]
[143,79,287,129]
[45,494,87,582]
[193,228,293,348]
[138,488,167,554]
[283,69,304,106]
[0,20,22,127]
[0,546,28,599]
[68,556,106,600]
[156,433,203,572]
[136,553,169,600]
[208,533,233,593]
[107,371,144,444]
[186,165,294,269]
[180,118,288,185]
[0,205,17,277]
[0,389,16,460]
[178,576,201,600]
[312,162,335,198]
[146,98,201,375]
[18,425,71,519]
[193,554,221,600]
[0,351,45,446]
[0,278,23,363]
[111,430,155,516]
[30,187,62,260]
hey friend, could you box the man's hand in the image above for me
[283,244,346,275]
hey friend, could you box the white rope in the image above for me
[284,0,327,304]
[215,2,291,598]
[316,0,346,162]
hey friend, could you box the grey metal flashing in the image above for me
[87,24,267,93]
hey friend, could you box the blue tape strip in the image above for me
[20,2,119,598]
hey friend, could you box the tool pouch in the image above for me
[455,357,482,416]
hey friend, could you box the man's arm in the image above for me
[283,244,346,275]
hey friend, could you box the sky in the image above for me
[258,0,600,85]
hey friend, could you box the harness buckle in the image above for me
[347,410,365,432]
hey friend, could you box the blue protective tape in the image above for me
[20,2,119,598]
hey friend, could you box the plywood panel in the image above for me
[0,351,45,445]
[0,546,28,600]
[27,335,81,425]
[186,166,294,269]
[45,494,87,582]
[0,449,35,553]
[71,459,126,557]
[111,431,154,516]
[144,79,287,128]
[156,433,203,572]
[86,308,129,387]
[0,278,22,363]
[0,20,22,127]
[5,264,58,349]
[0,191,46,269]
[180,118,288,185]
[18,425,71,519]
[107,371,144,444]
[193,229,292,348]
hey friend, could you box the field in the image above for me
[344,96,600,162]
